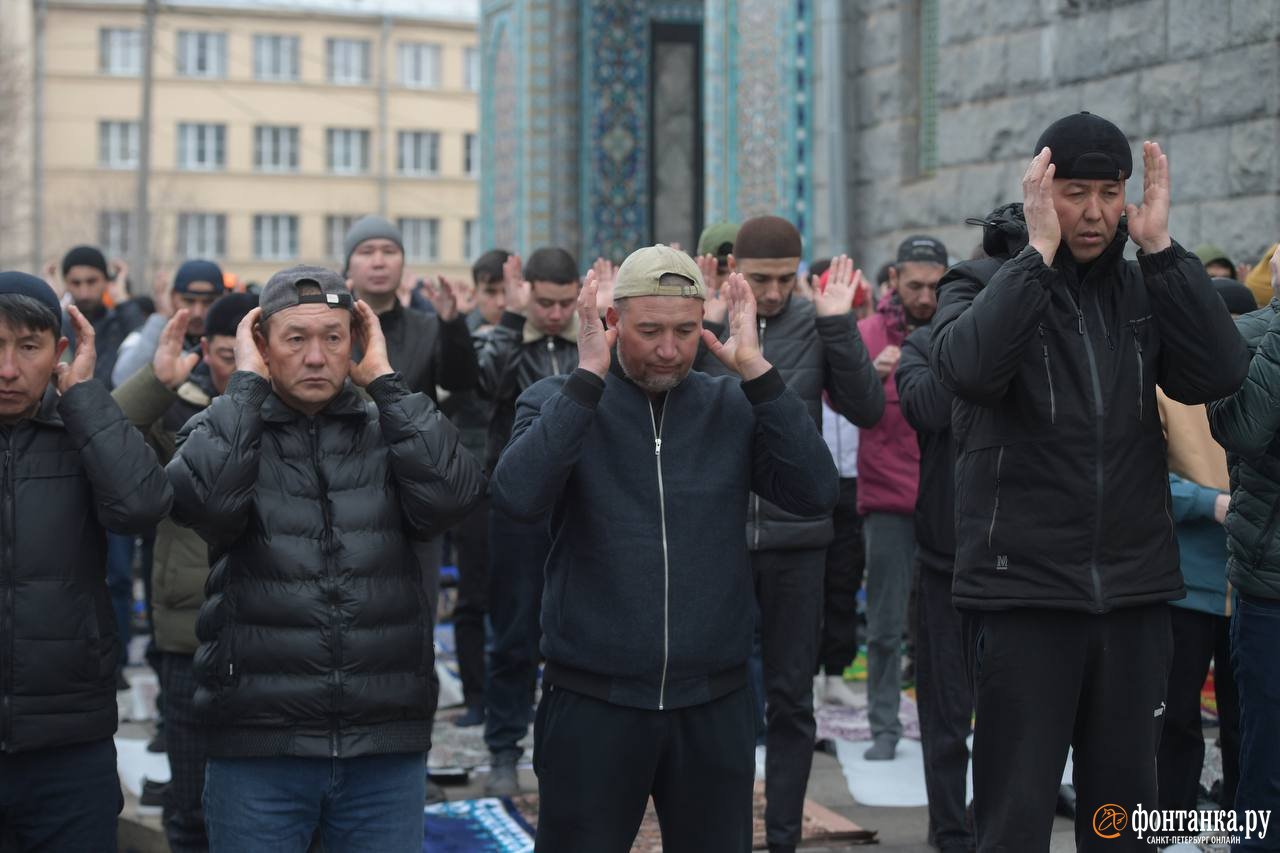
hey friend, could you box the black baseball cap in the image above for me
[1035,111,1132,181]
[897,236,949,267]
[259,265,353,321]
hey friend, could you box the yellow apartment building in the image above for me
[21,0,480,285]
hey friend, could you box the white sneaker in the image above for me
[823,674,862,707]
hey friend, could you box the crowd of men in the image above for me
[1,109,1278,853]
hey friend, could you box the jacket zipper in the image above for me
[987,446,1005,549]
[547,338,561,375]
[1,447,12,751]
[1038,325,1056,424]
[311,420,341,758]
[752,317,767,548]
[648,398,670,710]
[1128,320,1145,421]
[1063,285,1107,612]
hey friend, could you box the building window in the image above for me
[253,215,298,260]
[99,28,142,76]
[98,211,131,258]
[326,215,359,260]
[176,31,227,79]
[254,126,300,172]
[98,121,140,169]
[397,42,441,89]
[327,38,370,85]
[398,218,438,263]
[253,35,300,81]
[397,131,438,177]
[464,132,479,177]
[176,213,226,258]
[177,123,226,171]
[327,129,370,174]
[464,46,481,92]
[463,218,479,262]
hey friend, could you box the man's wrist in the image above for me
[737,355,772,381]
[1029,240,1057,266]
[579,360,609,379]
[813,301,849,319]
[1137,234,1173,255]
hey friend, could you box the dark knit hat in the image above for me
[343,215,403,275]
[0,271,63,328]
[173,259,225,296]
[1034,112,1132,181]
[61,245,110,278]
[1211,277,1258,316]
[203,292,259,338]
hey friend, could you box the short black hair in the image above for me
[523,247,579,285]
[205,292,259,339]
[0,294,61,339]
[472,249,510,286]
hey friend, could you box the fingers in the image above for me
[578,270,599,318]
[1024,147,1050,184]
[699,328,722,353]
[163,308,191,345]
[66,305,95,345]
[238,306,262,339]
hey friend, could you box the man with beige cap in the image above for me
[490,245,838,852]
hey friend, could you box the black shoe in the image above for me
[140,778,168,808]
[146,729,167,754]
[453,704,485,728]
[116,670,130,692]
[425,778,446,805]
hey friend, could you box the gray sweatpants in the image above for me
[863,511,916,742]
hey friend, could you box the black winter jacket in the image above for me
[377,302,478,400]
[705,297,883,550]
[476,311,579,471]
[1,381,172,753]
[1208,301,1280,601]
[167,371,485,758]
[931,204,1249,612]
[491,363,838,710]
[896,324,956,572]
[64,300,148,389]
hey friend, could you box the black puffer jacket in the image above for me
[706,297,883,550]
[376,301,478,400]
[167,371,485,758]
[931,204,1249,613]
[477,311,579,471]
[1208,301,1280,601]
[895,324,955,573]
[1,381,172,753]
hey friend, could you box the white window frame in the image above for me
[176,31,227,79]
[254,125,300,172]
[326,215,359,260]
[99,28,142,76]
[397,42,441,89]
[177,123,226,171]
[327,38,370,85]
[327,128,370,175]
[397,131,439,177]
[253,214,299,261]
[176,213,227,258]
[464,46,481,92]
[99,211,131,259]
[98,120,140,169]
[398,218,438,263]
[253,34,300,81]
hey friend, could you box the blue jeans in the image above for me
[483,507,550,761]
[1231,593,1280,852]
[203,753,426,853]
[0,737,121,852]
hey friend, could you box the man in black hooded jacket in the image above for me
[930,112,1248,850]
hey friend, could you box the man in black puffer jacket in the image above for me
[167,266,484,852]
[931,113,1249,850]
[0,272,172,853]
[1207,246,1280,851]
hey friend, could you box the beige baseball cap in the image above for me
[612,244,706,301]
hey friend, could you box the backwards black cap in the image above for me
[1035,112,1132,181]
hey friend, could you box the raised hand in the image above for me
[814,255,866,317]
[152,309,201,389]
[591,257,616,315]
[397,269,415,308]
[575,270,617,378]
[451,276,479,317]
[1126,141,1172,255]
[423,275,462,322]
[699,273,771,380]
[109,258,130,303]
[503,253,530,316]
[1023,148,1061,265]
[794,273,815,303]
[697,254,729,325]
[153,269,174,317]
[234,307,269,379]
[41,259,63,297]
[55,305,97,393]
[873,345,901,381]
[349,301,394,387]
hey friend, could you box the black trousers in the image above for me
[158,652,209,853]
[820,478,864,674]
[963,604,1172,853]
[1157,605,1240,811]
[751,547,825,849]
[452,496,491,708]
[915,562,973,851]
[533,685,754,853]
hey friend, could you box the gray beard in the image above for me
[617,348,686,394]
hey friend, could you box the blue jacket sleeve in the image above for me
[1168,473,1222,524]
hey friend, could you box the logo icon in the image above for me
[1093,804,1129,839]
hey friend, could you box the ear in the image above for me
[200,338,211,362]
[605,306,620,330]
[727,253,737,272]
[887,266,899,291]
[253,325,270,363]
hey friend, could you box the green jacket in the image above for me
[113,364,215,654]
[1208,300,1280,600]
